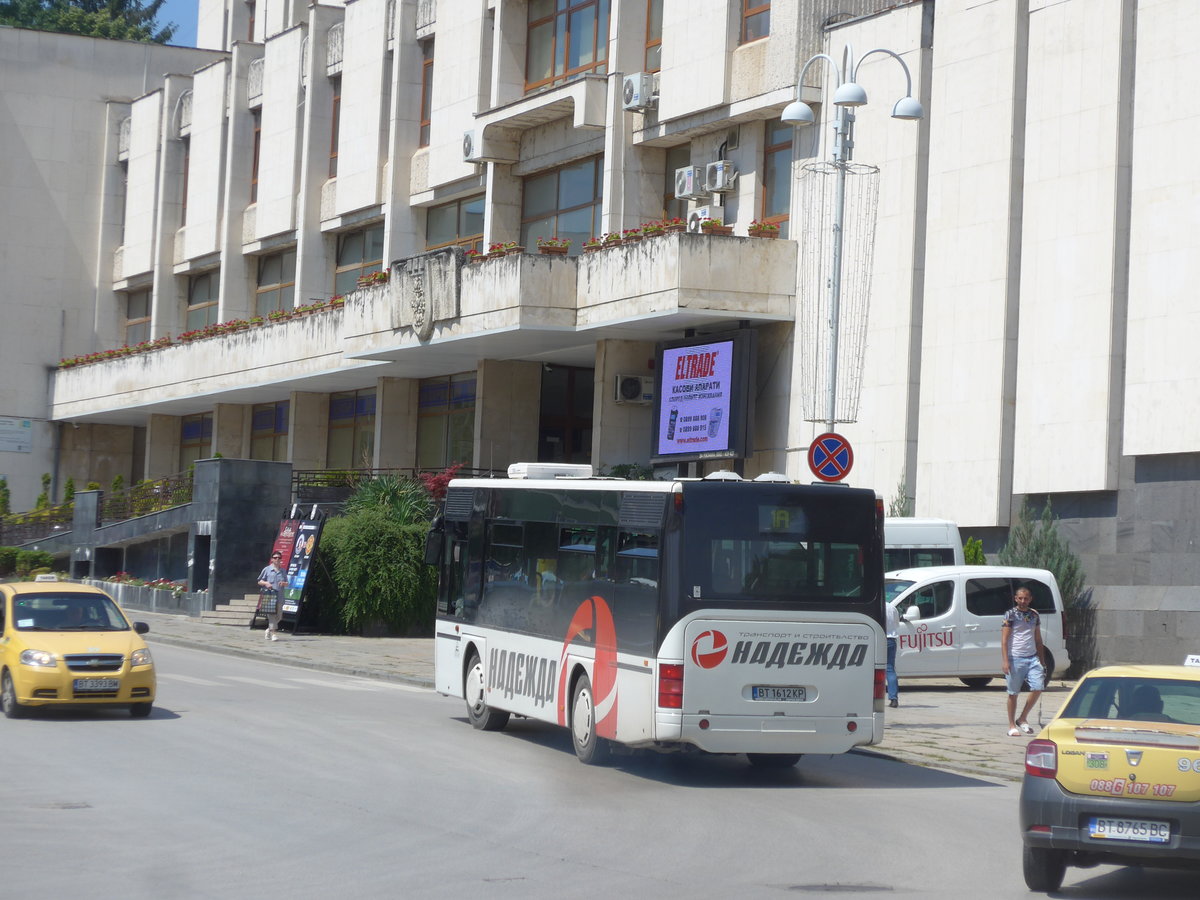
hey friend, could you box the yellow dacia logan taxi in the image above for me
[1,581,156,718]
[1019,662,1200,891]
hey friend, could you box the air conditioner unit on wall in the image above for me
[462,129,483,163]
[706,160,737,193]
[674,166,707,201]
[614,375,655,405]
[622,72,657,112]
[686,206,712,233]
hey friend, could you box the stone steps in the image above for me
[200,593,265,627]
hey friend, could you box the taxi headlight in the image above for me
[130,648,153,667]
[20,649,57,668]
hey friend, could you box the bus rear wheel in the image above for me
[464,652,509,732]
[571,674,612,765]
[747,753,802,768]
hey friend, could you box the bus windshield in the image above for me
[680,482,881,607]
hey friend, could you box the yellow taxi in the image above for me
[1,581,156,718]
[1019,661,1200,891]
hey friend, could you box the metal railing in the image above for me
[101,472,194,523]
[292,466,501,506]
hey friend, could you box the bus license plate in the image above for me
[1088,817,1170,843]
[74,678,120,692]
[752,686,806,702]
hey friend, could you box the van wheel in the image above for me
[571,674,612,765]
[464,652,509,731]
[747,753,802,768]
[960,677,992,689]
[1042,651,1056,682]
[1022,845,1067,892]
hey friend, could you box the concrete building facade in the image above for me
[4,0,1200,663]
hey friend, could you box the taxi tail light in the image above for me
[1025,738,1058,778]
[658,663,683,709]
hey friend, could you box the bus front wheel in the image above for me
[747,753,802,768]
[464,652,509,732]
[571,674,612,765]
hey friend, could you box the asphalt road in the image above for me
[4,643,1197,898]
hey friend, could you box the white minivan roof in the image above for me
[885,564,1057,582]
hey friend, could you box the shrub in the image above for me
[0,546,17,576]
[963,536,987,565]
[317,510,437,634]
[0,477,9,516]
[343,474,431,525]
[997,498,1085,605]
[15,549,55,577]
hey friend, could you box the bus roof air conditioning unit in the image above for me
[706,160,737,193]
[614,375,655,405]
[507,462,594,479]
[462,129,483,163]
[686,206,712,233]
[622,72,657,112]
[674,165,707,201]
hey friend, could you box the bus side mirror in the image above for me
[424,530,442,566]
[903,605,921,622]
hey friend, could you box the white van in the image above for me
[885,565,1070,687]
[884,517,965,570]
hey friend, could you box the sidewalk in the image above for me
[139,611,1069,783]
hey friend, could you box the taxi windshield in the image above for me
[11,593,130,632]
[1061,676,1200,726]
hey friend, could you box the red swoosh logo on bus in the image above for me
[557,596,619,739]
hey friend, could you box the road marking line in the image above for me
[157,673,222,686]
[221,676,301,689]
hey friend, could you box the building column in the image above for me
[288,391,329,470]
[475,359,540,472]
[592,339,656,474]
[145,414,181,478]
[213,403,250,458]
[374,376,418,468]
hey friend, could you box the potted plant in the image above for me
[503,240,525,254]
[329,295,345,308]
[487,242,507,259]
[466,248,485,264]
[748,219,781,239]
[603,232,622,246]
[268,308,292,322]
[641,220,665,237]
[700,217,733,236]
[622,227,642,243]
[356,269,390,288]
[662,216,687,233]
[536,236,571,255]
[583,237,603,253]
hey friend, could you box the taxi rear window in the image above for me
[1061,676,1200,726]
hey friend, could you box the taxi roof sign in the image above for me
[1185,654,1200,667]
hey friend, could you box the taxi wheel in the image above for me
[2,671,27,719]
[1022,845,1066,892]
[130,702,153,718]
[747,753,803,768]
[571,674,612,765]
[464,652,509,732]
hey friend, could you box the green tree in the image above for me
[63,476,76,505]
[34,472,52,510]
[0,0,176,43]
[997,498,1085,606]
[963,536,987,565]
[887,473,914,517]
[0,477,9,516]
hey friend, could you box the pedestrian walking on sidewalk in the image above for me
[257,551,286,641]
[885,599,900,707]
[1002,586,1045,736]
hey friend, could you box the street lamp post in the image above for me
[782,45,923,432]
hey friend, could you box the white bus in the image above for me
[426,463,887,767]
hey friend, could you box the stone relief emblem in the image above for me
[393,249,460,341]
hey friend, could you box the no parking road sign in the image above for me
[808,432,854,482]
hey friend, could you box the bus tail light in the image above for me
[873,667,886,700]
[658,663,683,708]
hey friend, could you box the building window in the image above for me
[741,0,770,44]
[520,156,603,253]
[761,117,792,237]
[180,136,191,225]
[251,400,289,461]
[250,109,262,203]
[417,373,475,470]
[526,0,610,92]
[255,250,296,315]
[327,389,376,469]
[186,270,219,330]
[538,365,593,464]
[426,195,484,252]
[247,1,256,40]
[419,41,434,147]
[334,225,384,295]
[329,76,341,177]
[180,412,213,469]
[124,290,151,345]
[662,145,689,221]
[644,0,663,73]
